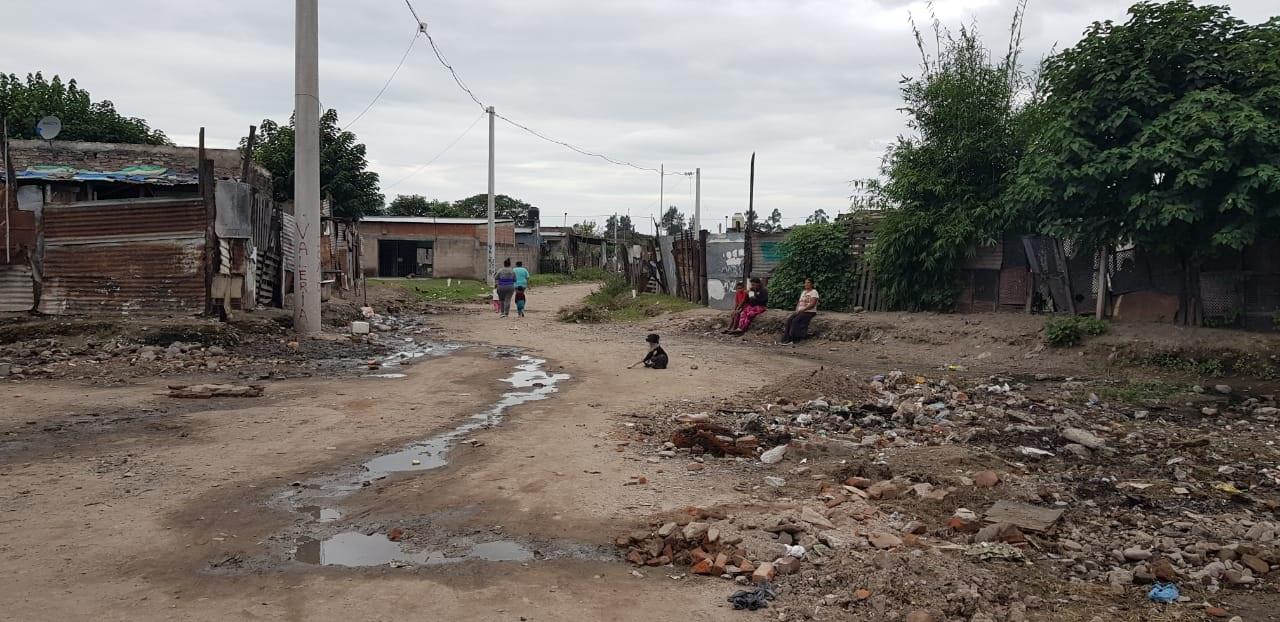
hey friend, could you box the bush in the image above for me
[769,222,858,311]
[1044,315,1108,347]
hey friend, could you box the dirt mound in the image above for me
[759,367,874,404]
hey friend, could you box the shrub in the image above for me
[1044,315,1108,347]
[769,221,858,311]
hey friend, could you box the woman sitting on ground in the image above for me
[781,277,819,344]
[729,278,768,334]
[723,281,748,333]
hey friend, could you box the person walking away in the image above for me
[513,260,531,317]
[781,277,819,344]
[730,278,768,334]
[495,259,517,317]
[723,281,748,334]
[629,333,668,369]
[491,288,500,313]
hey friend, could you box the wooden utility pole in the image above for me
[1095,246,1108,320]
[743,153,755,280]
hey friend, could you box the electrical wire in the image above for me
[383,111,486,190]
[342,28,422,130]
[402,0,687,176]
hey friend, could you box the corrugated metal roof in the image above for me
[362,216,514,224]
[5,164,199,186]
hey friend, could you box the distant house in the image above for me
[359,216,537,280]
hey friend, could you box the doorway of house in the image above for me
[377,239,433,277]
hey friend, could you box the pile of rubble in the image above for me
[620,368,1279,620]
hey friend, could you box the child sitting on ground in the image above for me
[629,333,668,369]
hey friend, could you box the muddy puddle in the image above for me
[277,348,575,568]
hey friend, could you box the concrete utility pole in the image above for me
[694,167,701,234]
[486,106,496,287]
[293,0,321,335]
[659,164,664,223]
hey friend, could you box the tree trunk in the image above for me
[1179,255,1203,326]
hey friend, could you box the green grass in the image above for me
[1044,315,1109,347]
[370,277,490,302]
[529,267,609,287]
[559,275,697,323]
[1093,379,1187,403]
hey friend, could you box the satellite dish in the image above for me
[36,116,62,140]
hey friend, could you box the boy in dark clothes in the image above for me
[630,333,668,369]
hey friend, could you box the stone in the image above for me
[1060,427,1106,450]
[626,550,646,565]
[774,555,802,575]
[819,530,857,549]
[760,445,788,464]
[1214,384,1232,395]
[868,532,902,549]
[1007,603,1027,622]
[1241,554,1269,574]
[686,462,705,472]
[1206,607,1230,618]
[867,480,901,500]
[975,522,1025,545]
[764,476,786,487]
[691,559,714,574]
[752,562,776,584]
[1107,569,1134,585]
[1256,407,1280,416]
[1123,547,1152,562]
[1063,443,1093,459]
[682,522,710,541]
[973,470,1000,488]
[801,507,836,530]
[1202,407,1220,417]
[905,610,936,622]
[903,521,928,535]
[1150,557,1177,581]
[853,588,872,601]
[948,508,982,533]
[712,552,730,575]
[657,522,678,538]
[845,476,873,488]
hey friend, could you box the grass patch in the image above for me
[1044,315,1108,347]
[559,275,697,323]
[1113,347,1280,380]
[529,267,609,287]
[370,277,490,303]
[1093,379,1186,404]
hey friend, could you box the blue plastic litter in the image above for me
[1148,583,1179,603]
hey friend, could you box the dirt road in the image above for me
[1,283,803,621]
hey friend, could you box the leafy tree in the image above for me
[604,214,636,239]
[769,221,858,311]
[572,220,600,236]
[660,205,686,236]
[387,194,458,217]
[869,9,1036,311]
[764,208,784,232]
[453,194,537,225]
[806,209,830,225]
[0,72,170,144]
[1008,1,1280,324]
[250,109,383,218]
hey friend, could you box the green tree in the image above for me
[806,209,830,225]
[1008,1,1280,323]
[572,220,599,236]
[0,72,170,145]
[660,205,686,236]
[605,214,636,239]
[769,221,858,311]
[250,109,383,218]
[870,9,1036,311]
[764,208,784,232]
[387,194,458,217]
[453,194,537,224]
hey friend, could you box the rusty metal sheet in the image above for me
[0,264,35,312]
[43,197,205,240]
[39,238,205,315]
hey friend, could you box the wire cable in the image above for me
[384,111,486,190]
[402,0,687,176]
[343,28,422,130]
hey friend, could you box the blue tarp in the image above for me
[3,164,199,186]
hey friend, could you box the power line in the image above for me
[384,111,486,190]
[343,28,422,130]
[401,0,688,176]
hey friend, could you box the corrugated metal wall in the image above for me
[38,197,207,315]
[0,264,35,312]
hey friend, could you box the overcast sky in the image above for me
[3,1,1274,229]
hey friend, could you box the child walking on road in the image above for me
[515,287,527,317]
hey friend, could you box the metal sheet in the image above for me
[43,198,205,240]
[750,232,787,278]
[705,232,746,310]
[39,238,205,315]
[0,264,35,312]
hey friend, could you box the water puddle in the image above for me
[294,533,534,567]
[360,340,460,379]
[280,350,571,568]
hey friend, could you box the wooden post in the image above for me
[1095,246,1108,320]
[241,125,257,183]
[743,152,755,281]
[199,128,218,317]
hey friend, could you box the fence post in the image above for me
[699,229,709,306]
